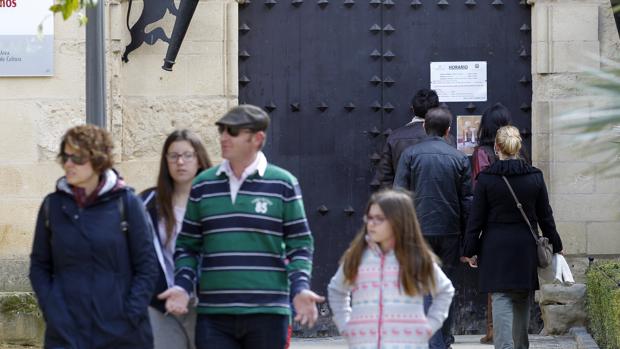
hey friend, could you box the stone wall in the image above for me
[0,15,83,290]
[0,0,237,292]
[0,0,618,294]
[530,0,620,266]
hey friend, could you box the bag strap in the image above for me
[44,196,51,231]
[502,176,540,242]
[118,193,129,234]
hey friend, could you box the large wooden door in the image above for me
[239,0,532,335]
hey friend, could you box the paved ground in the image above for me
[0,334,579,349]
[291,334,578,349]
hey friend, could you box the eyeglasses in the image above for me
[217,125,253,137]
[363,215,387,225]
[60,153,89,165]
[166,152,196,162]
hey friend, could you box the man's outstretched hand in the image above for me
[293,289,326,328]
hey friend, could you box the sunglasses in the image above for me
[60,152,89,165]
[217,125,254,137]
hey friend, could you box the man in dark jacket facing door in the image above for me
[394,107,473,349]
[373,88,440,188]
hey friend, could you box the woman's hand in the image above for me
[158,286,190,315]
[461,256,478,268]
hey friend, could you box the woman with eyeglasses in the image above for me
[140,129,212,349]
[29,125,158,349]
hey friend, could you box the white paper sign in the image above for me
[0,0,54,76]
[430,61,487,102]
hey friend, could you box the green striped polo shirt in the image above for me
[174,163,314,316]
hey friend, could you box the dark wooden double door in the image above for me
[239,0,533,334]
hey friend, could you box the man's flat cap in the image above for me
[215,104,270,131]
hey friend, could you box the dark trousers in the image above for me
[424,234,460,349]
[195,314,288,349]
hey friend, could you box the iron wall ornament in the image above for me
[612,0,620,38]
[122,0,199,71]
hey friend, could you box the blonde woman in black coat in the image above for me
[462,126,563,349]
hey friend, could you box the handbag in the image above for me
[502,176,553,268]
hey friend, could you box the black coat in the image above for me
[463,160,563,292]
[29,174,158,349]
[394,136,473,236]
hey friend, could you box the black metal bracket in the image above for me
[122,0,199,71]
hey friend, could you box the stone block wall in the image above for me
[0,0,238,292]
[0,16,82,274]
[530,0,620,267]
[1,0,619,295]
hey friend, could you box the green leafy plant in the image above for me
[0,293,42,318]
[558,61,620,177]
[49,0,97,25]
[586,260,620,349]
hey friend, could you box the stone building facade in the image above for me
[0,0,617,294]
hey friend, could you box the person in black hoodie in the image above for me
[140,129,212,349]
[463,126,563,349]
[29,125,158,349]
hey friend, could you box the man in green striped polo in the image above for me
[159,104,324,349]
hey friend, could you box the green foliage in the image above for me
[557,4,620,177]
[557,62,620,177]
[0,293,42,318]
[49,0,96,25]
[586,260,620,349]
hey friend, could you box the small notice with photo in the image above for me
[456,115,481,156]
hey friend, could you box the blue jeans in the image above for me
[424,235,459,349]
[491,292,531,349]
[424,294,448,349]
[195,314,288,349]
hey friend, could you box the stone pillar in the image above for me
[530,0,620,275]
[538,283,587,334]
[115,0,238,187]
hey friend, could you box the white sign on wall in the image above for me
[430,61,487,102]
[0,0,54,76]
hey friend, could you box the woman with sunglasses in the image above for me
[140,130,212,349]
[29,125,158,349]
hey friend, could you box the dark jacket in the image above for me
[374,120,458,188]
[139,188,173,313]
[29,170,158,349]
[374,121,427,188]
[394,136,473,236]
[462,160,563,292]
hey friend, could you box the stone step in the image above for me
[0,292,44,346]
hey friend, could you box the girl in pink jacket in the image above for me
[328,189,454,349]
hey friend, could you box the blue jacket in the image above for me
[394,136,473,236]
[29,170,158,349]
